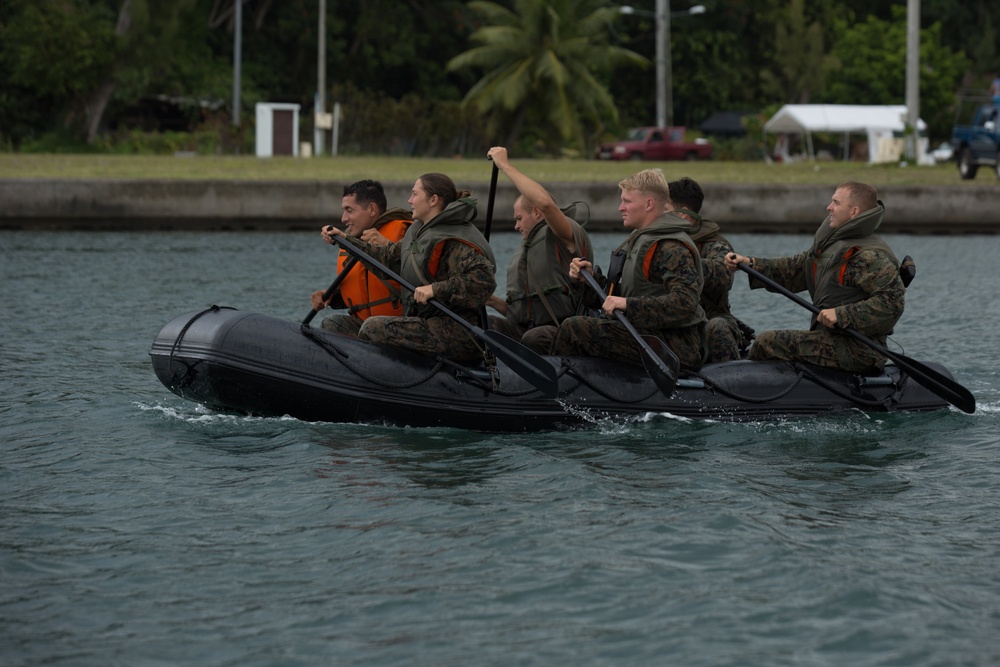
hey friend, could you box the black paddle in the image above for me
[579,268,679,396]
[737,262,975,414]
[483,158,499,241]
[302,256,359,325]
[332,235,559,398]
[479,159,500,329]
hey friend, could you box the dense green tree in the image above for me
[823,6,968,138]
[611,0,787,132]
[446,0,646,153]
[759,0,836,103]
[2,0,997,153]
[202,0,475,108]
[923,0,1000,87]
[0,0,200,144]
[670,0,782,125]
[0,0,116,145]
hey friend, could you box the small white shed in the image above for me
[763,104,929,164]
[255,103,301,157]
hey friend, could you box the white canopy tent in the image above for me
[763,104,929,164]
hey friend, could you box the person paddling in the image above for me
[551,168,707,370]
[310,179,411,335]
[724,181,905,374]
[667,177,752,363]
[485,146,594,354]
[321,173,496,363]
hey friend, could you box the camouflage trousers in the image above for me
[551,315,704,370]
[359,315,484,363]
[488,315,557,355]
[748,328,886,374]
[705,315,744,364]
[320,314,363,337]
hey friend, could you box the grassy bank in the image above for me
[0,153,976,187]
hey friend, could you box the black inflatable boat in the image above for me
[148,306,961,431]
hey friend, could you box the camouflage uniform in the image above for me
[488,206,593,354]
[350,199,497,363]
[553,215,706,370]
[685,214,748,363]
[748,203,904,374]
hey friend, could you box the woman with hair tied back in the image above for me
[322,172,497,363]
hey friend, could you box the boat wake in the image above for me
[557,398,713,433]
[971,400,1000,414]
[134,401,300,426]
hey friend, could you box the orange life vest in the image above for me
[339,217,410,319]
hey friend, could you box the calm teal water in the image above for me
[2,230,999,666]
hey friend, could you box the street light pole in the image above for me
[656,0,668,128]
[232,0,241,129]
[316,0,326,156]
[622,3,705,128]
[904,0,920,162]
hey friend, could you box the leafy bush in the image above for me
[325,83,492,157]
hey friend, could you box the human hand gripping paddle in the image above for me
[301,256,359,325]
[735,261,975,414]
[579,268,679,396]
[331,235,559,398]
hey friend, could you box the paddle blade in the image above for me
[841,328,975,414]
[741,260,975,414]
[482,330,559,398]
[882,348,976,414]
[638,334,679,396]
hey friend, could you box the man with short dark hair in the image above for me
[725,181,904,374]
[311,179,411,335]
[668,177,750,363]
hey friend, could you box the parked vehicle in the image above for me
[929,141,954,163]
[595,126,712,161]
[951,100,1000,179]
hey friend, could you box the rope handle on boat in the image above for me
[300,325,445,389]
[561,360,661,404]
[168,305,236,386]
[683,365,807,405]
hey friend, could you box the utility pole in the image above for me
[315,0,326,156]
[905,0,920,162]
[233,0,242,130]
[656,0,668,128]
[621,3,705,128]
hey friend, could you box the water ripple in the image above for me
[2,231,999,666]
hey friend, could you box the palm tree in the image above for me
[447,0,646,154]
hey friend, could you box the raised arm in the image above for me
[487,146,580,254]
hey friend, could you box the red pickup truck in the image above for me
[595,126,713,161]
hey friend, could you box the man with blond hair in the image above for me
[552,168,706,370]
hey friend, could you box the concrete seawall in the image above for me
[2,179,998,233]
